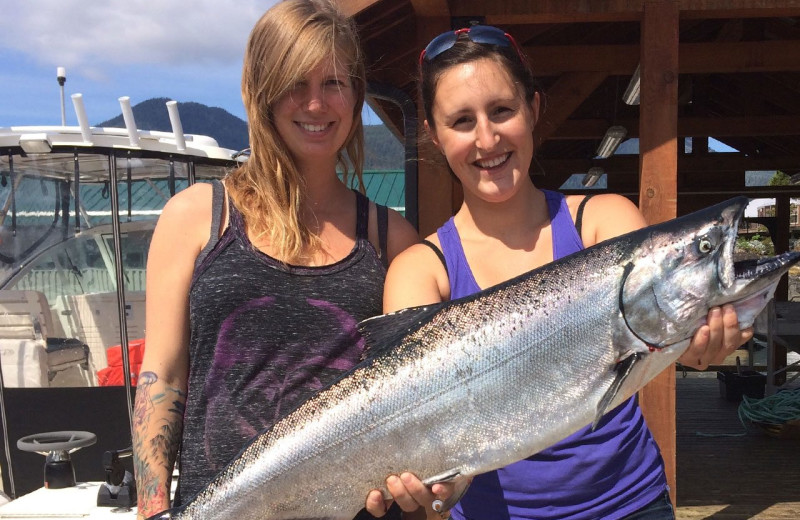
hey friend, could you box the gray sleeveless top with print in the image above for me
[175,181,388,506]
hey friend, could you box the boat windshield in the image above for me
[0,146,232,390]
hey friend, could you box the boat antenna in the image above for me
[57,67,66,126]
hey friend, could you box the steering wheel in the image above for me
[17,431,97,454]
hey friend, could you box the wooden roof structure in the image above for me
[345,0,800,212]
[339,0,800,504]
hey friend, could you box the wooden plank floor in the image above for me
[675,374,800,519]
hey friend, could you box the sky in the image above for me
[0,0,286,127]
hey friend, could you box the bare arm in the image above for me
[133,372,186,518]
[365,240,453,520]
[133,185,213,518]
[383,240,449,313]
[366,204,421,266]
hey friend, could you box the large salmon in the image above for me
[151,197,799,519]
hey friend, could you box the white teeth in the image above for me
[299,122,329,132]
[476,153,510,169]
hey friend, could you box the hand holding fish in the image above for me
[679,304,754,370]
[365,473,459,519]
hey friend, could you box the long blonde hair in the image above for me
[227,0,366,263]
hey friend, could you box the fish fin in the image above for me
[593,353,644,430]
[358,303,447,359]
[422,471,472,511]
[421,468,462,485]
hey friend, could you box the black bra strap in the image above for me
[354,190,370,239]
[421,239,448,278]
[575,194,595,240]
[377,204,389,269]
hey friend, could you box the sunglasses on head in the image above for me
[419,25,526,66]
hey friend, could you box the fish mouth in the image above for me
[725,251,800,327]
[734,255,796,280]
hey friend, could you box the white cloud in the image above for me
[0,0,270,77]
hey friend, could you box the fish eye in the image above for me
[697,237,714,254]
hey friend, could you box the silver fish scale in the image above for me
[178,242,633,520]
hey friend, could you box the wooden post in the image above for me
[416,16,459,236]
[637,0,680,506]
[774,196,790,385]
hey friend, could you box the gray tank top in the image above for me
[175,181,389,506]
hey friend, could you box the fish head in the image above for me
[594,197,800,420]
[618,196,800,350]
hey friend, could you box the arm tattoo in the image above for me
[133,371,187,517]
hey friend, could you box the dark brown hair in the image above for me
[419,30,538,130]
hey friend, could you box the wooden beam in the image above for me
[774,196,790,386]
[451,0,800,24]
[678,114,800,138]
[537,168,800,198]
[681,40,800,73]
[550,115,800,139]
[453,0,643,23]
[529,44,639,76]
[537,154,800,176]
[637,0,679,506]
[530,40,800,75]
[409,0,450,17]
[338,0,384,17]
[416,15,457,236]
[679,1,800,20]
[534,72,608,146]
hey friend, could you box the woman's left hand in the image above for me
[365,473,456,519]
[679,304,754,370]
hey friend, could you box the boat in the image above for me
[0,87,241,518]
[0,65,411,517]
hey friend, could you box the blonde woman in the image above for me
[132,1,418,518]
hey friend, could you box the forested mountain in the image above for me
[97,98,249,151]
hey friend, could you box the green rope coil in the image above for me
[738,388,800,427]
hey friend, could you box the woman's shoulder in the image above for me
[565,193,646,246]
[156,183,218,242]
[383,232,450,312]
[381,206,420,263]
[164,182,215,212]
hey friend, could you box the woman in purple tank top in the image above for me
[368,25,754,520]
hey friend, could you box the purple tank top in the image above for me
[437,190,667,520]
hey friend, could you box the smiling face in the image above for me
[272,55,356,172]
[428,57,540,204]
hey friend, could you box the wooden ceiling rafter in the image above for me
[528,39,800,76]
[450,0,800,23]
[534,71,608,146]
[337,0,389,17]
[361,12,412,42]
[409,0,450,18]
[541,152,800,172]
[550,114,800,139]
